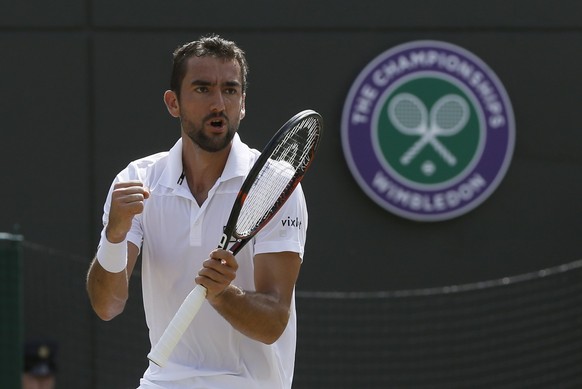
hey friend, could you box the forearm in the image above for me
[86,259,130,321]
[87,181,147,320]
[208,285,291,344]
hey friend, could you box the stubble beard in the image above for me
[182,117,238,153]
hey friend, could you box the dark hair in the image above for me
[170,34,249,95]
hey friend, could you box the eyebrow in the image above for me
[191,79,242,88]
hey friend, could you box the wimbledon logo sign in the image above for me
[341,41,515,221]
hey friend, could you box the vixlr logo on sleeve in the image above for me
[341,41,515,221]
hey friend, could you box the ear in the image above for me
[240,93,246,120]
[163,90,180,118]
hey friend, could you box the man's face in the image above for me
[172,56,246,152]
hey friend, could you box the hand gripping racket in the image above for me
[147,109,323,367]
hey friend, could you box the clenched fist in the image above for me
[106,181,150,243]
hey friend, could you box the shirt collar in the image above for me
[158,133,251,192]
[219,133,253,183]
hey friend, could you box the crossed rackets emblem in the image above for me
[388,93,469,167]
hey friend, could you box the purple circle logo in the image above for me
[341,41,515,221]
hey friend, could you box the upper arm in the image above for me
[253,251,301,308]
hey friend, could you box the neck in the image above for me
[181,135,232,205]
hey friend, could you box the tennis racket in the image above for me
[147,109,323,367]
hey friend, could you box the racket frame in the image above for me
[220,109,322,254]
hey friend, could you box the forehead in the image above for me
[183,56,242,84]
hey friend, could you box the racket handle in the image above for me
[147,284,207,367]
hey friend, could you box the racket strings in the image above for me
[235,117,321,237]
[276,117,320,170]
[434,100,465,130]
[394,99,424,129]
[236,160,295,236]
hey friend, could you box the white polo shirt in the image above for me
[101,134,308,389]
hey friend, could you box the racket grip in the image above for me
[147,284,207,367]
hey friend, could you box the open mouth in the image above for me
[210,119,224,128]
[204,113,228,132]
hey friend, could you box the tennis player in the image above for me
[86,35,308,389]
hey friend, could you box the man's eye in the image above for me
[195,87,209,93]
[225,88,237,95]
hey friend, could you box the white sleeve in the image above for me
[252,184,308,260]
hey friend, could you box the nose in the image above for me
[210,90,226,112]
